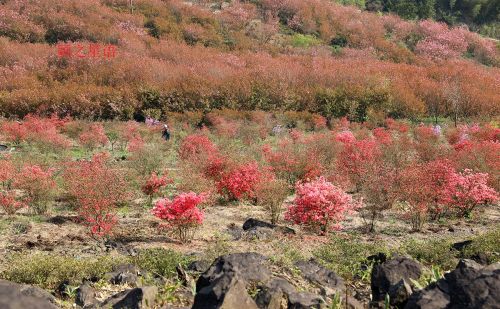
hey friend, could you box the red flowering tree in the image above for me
[64,152,128,237]
[142,172,173,206]
[285,177,358,234]
[152,192,205,242]
[178,134,217,161]
[217,162,262,201]
[444,170,498,218]
[13,164,56,215]
[0,191,24,215]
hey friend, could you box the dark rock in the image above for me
[192,272,258,309]
[243,218,275,230]
[242,218,296,235]
[371,256,422,302]
[188,260,211,273]
[244,227,274,240]
[0,280,58,309]
[75,283,98,308]
[0,144,8,152]
[287,292,325,309]
[196,252,270,292]
[100,286,158,309]
[388,279,412,307]
[452,240,473,251]
[470,252,489,265]
[104,264,141,285]
[367,252,387,265]
[226,223,243,240]
[295,259,345,297]
[405,259,500,309]
[255,278,296,309]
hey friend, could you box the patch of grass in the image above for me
[401,237,458,270]
[132,248,190,279]
[269,241,305,268]
[314,234,389,282]
[290,33,322,48]
[462,228,500,263]
[0,253,128,289]
[202,233,233,263]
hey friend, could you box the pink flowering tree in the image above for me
[152,192,205,242]
[285,177,358,234]
[445,170,498,218]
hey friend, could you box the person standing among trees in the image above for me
[162,124,171,141]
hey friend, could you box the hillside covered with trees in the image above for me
[0,0,499,123]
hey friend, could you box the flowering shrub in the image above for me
[13,164,56,215]
[152,192,205,242]
[285,177,357,234]
[255,178,289,224]
[64,152,128,237]
[444,170,498,218]
[337,138,380,191]
[178,134,217,161]
[217,162,262,201]
[142,172,172,205]
[127,134,145,153]
[0,158,15,189]
[0,191,24,215]
[79,124,109,149]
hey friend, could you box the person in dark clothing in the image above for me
[162,124,170,141]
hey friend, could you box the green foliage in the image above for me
[0,253,127,289]
[133,248,190,278]
[290,34,322,48]
[461,228,500,263]
[401,237,458,270]
[314,234,389,281]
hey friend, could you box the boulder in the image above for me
[99,286,158,309]
[0,280,58,309]
[187,260,211,273]
[371,256,422,302]
[192,272,259,309]
[287,292,325,309]
[104,264,141,285]
[243,218,275,230]
[405,259,500,309]
[196,252,271,292]
[388,279,413,307]
[295,259,345,297]
[255,278,296,309]
[75,283,98,308]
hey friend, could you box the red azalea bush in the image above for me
[285,177,358,234]
[64,152,128,237]
[178,134,217,161]
[12,164,56,215]
[152,192,205,242]
[79,123,109,149]
[0,191,24,215]
[142,172,172,205]
[217,162,262,201]
[1,115,71,150]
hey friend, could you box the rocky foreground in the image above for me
[1,249,498,309]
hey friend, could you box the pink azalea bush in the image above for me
[285,177,358,234]
[13,164,56,215]
[79,123,109,150]
[444,170,498,217]
[152,192,205,242]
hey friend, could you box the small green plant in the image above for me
[329,293,342,309]
[411,265,444,289]
[133,248,189,279]
[402,238,457,270]
[64,285,79,299]
[202,233,233,262]
[156,280,183,305]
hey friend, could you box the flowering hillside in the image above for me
[0,0,498,121]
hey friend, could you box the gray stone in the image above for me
[295,259,345,297]
[371,256,422,302]
[75,283,98,308]
[100,286,158,309]
[287,292,325,309]
[0,280,58,309]
[192,272,258,309]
